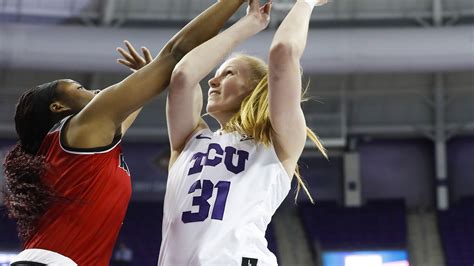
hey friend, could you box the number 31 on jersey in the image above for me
[182,179,231,223]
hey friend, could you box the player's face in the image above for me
[55,79,100,113]
[206,58,253,116]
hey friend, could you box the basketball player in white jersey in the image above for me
[160,0,328,265]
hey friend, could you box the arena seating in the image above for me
[299,199,407,250]
[438,197,474,266]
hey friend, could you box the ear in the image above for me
[49,101,71,113]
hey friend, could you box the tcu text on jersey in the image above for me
[187,143,249,175]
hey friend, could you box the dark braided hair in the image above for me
[3,144,52,241]
[2,80,72,241]
[15,81,63,154]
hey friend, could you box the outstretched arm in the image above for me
[268,0,327,174]
[167,0,272,153]
[116,41,154,135]
[67,0,245,148]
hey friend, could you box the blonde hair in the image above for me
[222,54,328,203]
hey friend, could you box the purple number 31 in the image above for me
[182,180,231,223]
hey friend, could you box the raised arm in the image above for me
[66,0,245,148]
[115,41,154,135]
[268,0,326,172]
[167,0,271,154]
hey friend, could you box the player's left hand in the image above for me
[116,40,153,72]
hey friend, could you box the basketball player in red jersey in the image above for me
[2,1,246,265]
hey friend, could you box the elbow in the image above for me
[170,44,187,62]
[170,64,191,89]
[269,42,300,62]
[270,42,297,57]
[170,35,200,62]
[159,41,186,62]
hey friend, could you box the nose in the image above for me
[208,77,220,88]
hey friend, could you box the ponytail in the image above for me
[2,143,54,242]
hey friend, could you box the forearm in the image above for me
[270,1,314,58]
[173,17,259,85]
[166,0,245,60]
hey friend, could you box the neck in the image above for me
[211,111,235,131]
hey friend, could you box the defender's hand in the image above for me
[116,40,153,72]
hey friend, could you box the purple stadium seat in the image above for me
[299,199,407,251]
[438,197,474,266]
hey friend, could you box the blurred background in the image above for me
[0,0,473,265]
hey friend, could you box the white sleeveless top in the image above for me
[158,129,291,266]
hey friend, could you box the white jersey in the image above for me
[158,129,291,266]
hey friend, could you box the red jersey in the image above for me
[25,116,132,265]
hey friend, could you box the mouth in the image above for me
[209,90,220,97]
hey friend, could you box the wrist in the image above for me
[302,0,316,9]
[219,0,246,4]
[300,0,327,8]
[239,16,266,34]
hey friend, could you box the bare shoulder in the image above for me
[62,113,117,149]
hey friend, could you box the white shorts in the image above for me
[11,249,77,266]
